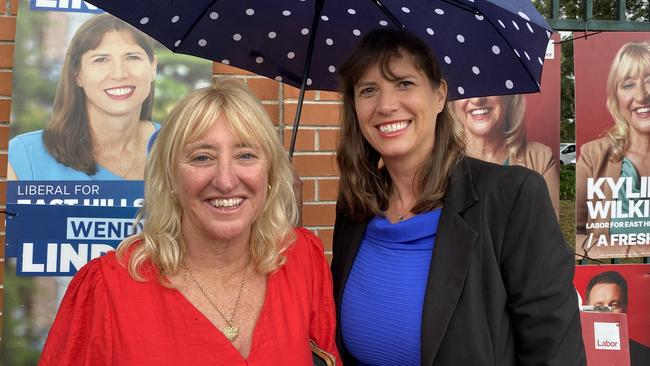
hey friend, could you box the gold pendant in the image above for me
[223,325,239,342]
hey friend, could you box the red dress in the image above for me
[39,228,340,365]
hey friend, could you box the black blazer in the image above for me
[331,158,586,365]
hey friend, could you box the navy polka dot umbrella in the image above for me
[86,0,552,157]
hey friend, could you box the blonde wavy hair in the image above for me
[605,42,650,160]
[449,94,527,162]
[117,78,298,281]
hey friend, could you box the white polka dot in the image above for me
[321,15,329,21]
[348,8,356,15]
[527,23,534,33]
[256,56,264,64]
[538,57,543,65]
[246,8,255,16]
[353,29,361,36]
[472,66,480,75]
[457,34,465,43]
[492,45,500,54]
[275,76,283,81]
[233,33,242,41]
[379,20,388,26]
[222,59,230,65]
[287,52,295,59]
[475,14,484,21]
[301,28,310,35]
[444,56,451,64]
[325,38,334,46]
[458,87,465,95]
[282,10,291,16]
[198,39,207,47]
[401,7,410,13]
[268,32,277,39]
[171,15,179,23]
[514,49,520,57]
[524,51,530,60]
[505,80,514,89]
[328,65,336,73]
[435,8,444,15]
[498,19,505,28]
[140,17,149,25]
[210,12,219,20]
[426,28,434,35]
[174,40,181,47]
[512,21,519,30]
[518,11,530,21]
[306,78,313,86]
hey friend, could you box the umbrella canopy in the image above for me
[86,0,552,154]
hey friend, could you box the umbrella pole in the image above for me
[288,0,324,160]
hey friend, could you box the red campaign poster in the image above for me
[450,34,561,216]
[574,32,650,259]
[574,264,650,359]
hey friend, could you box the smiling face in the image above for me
[76,30,157,121]
[452,96,507,141]
[616,72,650,136]
[353,53,446,164]
[175,113,268,245]
[587,283,627,313]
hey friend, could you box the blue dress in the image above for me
[9,123,160,180]
[340,209,442,366]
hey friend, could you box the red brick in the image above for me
[0,100,10,122]
[293,154,339,177]
[284,103,341,126]
[0,44,13,68]
[0,154,7,177]
[284,85,317,100]
[0,125,8,149]
[0,16,16,41]
[0,2,5,13]
[318,91,341,101]
[318,178,339,201]
[262,104,279,124]
[11,0,19,15]
[0,72,12,96]
[318,129,339,151]
[301,179,315,202]
[213,62,253,75]
[247,78,279,101]
[283,128,314,152]
[317,228,334,252]
[302,203,336,226]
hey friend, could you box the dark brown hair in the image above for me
[336,28,464,221]
[42,13,155,175]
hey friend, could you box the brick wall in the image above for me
[0,0,18,334]
[0,1,341,327]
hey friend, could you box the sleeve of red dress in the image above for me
[300,228,342,364]
[39,258,112,366]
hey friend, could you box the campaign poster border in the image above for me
[574,32,650,259]
[574,264,650,348]
[2,1,211,363]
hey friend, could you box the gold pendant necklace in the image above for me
[183,261,247,342]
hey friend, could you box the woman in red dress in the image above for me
[39,78,339,365]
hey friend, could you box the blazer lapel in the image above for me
[421,158,478,366]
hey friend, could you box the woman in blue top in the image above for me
[8,13,159,181]
[331,28,585,365]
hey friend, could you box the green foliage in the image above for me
[560,163,576,200]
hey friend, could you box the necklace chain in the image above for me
[183,260,248,342]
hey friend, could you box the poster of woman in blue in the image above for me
[2,1,211,363]
[574,32,650,259]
